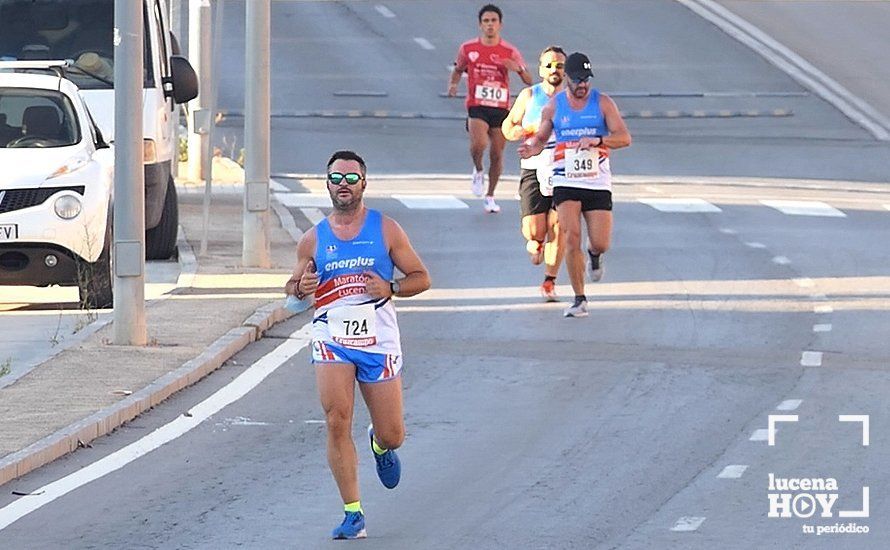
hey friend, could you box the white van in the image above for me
[0,0,198,260]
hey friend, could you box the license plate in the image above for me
[0,224,18,240]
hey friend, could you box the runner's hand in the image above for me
[502,58,521,73]
[447,83,458,97]
[298,259,319,298]
[518,137,543,159]
[577,136,601,151]
[363,271,391,299]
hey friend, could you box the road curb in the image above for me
[0,302,294,487]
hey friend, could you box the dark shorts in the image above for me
[552,187,613,212]
[466,105,509,131]
[519,168,553,217]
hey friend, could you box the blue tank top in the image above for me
[314,209,394,292]
[521,83,549,131]
[552,89,607,144]
[521,83,557,170]
[551,89,613,190]
[312,209,402,355]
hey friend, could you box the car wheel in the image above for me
[78,224,113,309]
[145,175,179,260]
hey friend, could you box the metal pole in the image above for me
[113,0,147,345]
[187,0,211,182]
[243,0,271,267]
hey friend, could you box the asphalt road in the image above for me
[1,1,889,548]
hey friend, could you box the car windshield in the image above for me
[0,0,152,89]
[0,88,80,148]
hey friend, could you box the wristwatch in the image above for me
[390,280,401,296]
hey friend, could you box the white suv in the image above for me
[0,62,114,308]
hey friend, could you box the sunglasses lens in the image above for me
[328,173,344,184]
[545,63,564,69]
[345,173,361,184]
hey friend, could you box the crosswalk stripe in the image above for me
[637,198,722,213]
[301,208,326,225]
[274,193,331,208]
[392,194,469,209]
[760,200,846,217]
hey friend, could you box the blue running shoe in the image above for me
[331,511,367,540]
[368,425,401,489]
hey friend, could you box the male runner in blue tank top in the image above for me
[502,45,567,302]
[284,150,431,539]
[518,52,631,317]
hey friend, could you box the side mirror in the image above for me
[167,55,198,104]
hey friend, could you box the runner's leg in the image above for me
[316,362,360,504]
[557,200,585,296]
[359,377,405,451]
[487,125,506,196]
[468,118,489,173]
[544,209,564,279]
[583,209,613,254]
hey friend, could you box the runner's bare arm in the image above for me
[502,57,532,85]
[599,94,632,149]
[517,99,555,158]
[284,228,318,298]
[501,88,531,141]
[383,217,431,298]
[448,51,467,96]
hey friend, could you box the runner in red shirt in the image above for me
[448,4,532,213]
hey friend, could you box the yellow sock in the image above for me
[372,436,388,455]
[344,501,363,514]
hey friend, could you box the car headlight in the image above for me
[54,195,82,219]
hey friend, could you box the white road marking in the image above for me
[676,0,890,140]
[301,207,326,225]
[671,516,706,532]
[772,256,791,265]
[718,228,737,235]
[413,37,435,50]
[794,278,815,288]
[814,305,834,314]
[760,200,846,217]
[274,193,331,208]
[0,323,313,531]
[717,465,748,479]
[269,179,289,193]
[744,241,766,249]
[777,399,803,411]
[749,428,769,441]
[638,198,722,213]
[813,324,832,333]
[374,4,395,18]
[304,420,326,425]
[801,351,823,367]
[393,194,468,209]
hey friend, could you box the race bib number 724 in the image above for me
[328,304,377,347]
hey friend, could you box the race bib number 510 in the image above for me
[475,84,506,104]
[565,148,599,179]
[328,304,377,347]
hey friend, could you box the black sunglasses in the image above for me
[327,172,363,185]
[542,62,565,70]
[568,75,591,84]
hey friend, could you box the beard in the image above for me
[547,74,563,86]
[330,188,362,211]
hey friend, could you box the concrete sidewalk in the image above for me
[0,181,304,486]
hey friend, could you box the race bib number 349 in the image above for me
[328,304,377,347]
[565,148,600,179]
[475,84,506,103]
